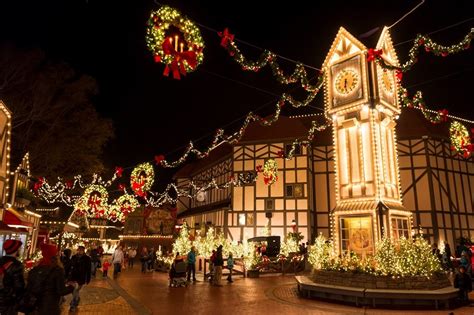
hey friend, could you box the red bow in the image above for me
[154,154,165,166]
[33,177,45,193]
[162,40,198,80]
[256,165,263,173]
[132,181,146,197]
[65,180,73,189]
[115,166,123,177]
[88,197,101,212]
[438,109,449,122]
[218,28,234,48]
[395,70,403,82]
[367,48,383,62]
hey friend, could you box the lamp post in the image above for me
[291,219,297,233]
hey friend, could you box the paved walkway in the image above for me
[61,266,474,314]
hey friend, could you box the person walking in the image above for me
[61,248,73,279]
[112,245,125,278]
[227,252,234,283]
[140,247,148,273]
[148,247,156,272]
[26,244,75,315]
[0,240,25,315]
[186,246,197,282]
[68,245,91,312]
[128,247,137,269]
[213,245,224,286]
[102,259,111,278]
[89,245,100,278]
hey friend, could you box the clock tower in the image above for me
[323,27,412,255]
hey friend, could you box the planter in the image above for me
[247,269,260,278]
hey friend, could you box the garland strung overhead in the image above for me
[371,28,474,72]
[146,5,205,79]
[35,169,122,207]
[397,86,474,157]
[218,28,323,93]
[145,171,257,208]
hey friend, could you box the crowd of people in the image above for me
[431,240,474,304]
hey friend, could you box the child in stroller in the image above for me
[169,254,187,287]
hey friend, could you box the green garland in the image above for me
[218,28,324,93]
[374,28,474,72]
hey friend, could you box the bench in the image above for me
[296,276,365,306]
[365,287,459,309]
[295,276,459,309]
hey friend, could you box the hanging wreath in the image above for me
[449,121,473,158]
[74,185,109,218]
[146,5,205,80]
[259,159,278,186]
[114,194,140,217]
[107,205,126,223]
[130,162,155,197]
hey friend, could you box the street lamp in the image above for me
[291,219,297,233]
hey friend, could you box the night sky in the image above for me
[1,0,473,173]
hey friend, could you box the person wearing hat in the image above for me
[0,239,25,315]
[24,243,75,315]
[68,245,91,312]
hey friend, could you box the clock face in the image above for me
[335,69,359,95]
[381,71,394,93]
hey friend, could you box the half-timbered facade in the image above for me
[175,28,474,249]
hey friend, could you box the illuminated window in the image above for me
[285,184,304,198]
[391,217,409,239]
[340,216,373,255]
[238,213,246,226]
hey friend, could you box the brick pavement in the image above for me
[57,266,474,315]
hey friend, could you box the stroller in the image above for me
[169,260,187,287]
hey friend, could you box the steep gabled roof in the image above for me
[322,27,367,69]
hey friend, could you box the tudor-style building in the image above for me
[174,28,474,252]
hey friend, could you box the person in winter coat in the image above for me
[61,248,73,279]
[140,247,148,273]
[68,245,91,312]
[454,265,472,303]
[112,245,125,278]
[0,240,25,315]
[186,246,196,282]
[29,244,75,315]
[89,245,100,277]
[213,245,224,286]
[227,252,234,283]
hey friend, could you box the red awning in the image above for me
[3,209,33,228]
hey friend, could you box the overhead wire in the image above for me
[132,2,473,170]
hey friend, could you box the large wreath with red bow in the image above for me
[74,185,109,218]
[449,121,473,158]
[130,162,155,197]
[146,5,204,80]
[114,194,139,217]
